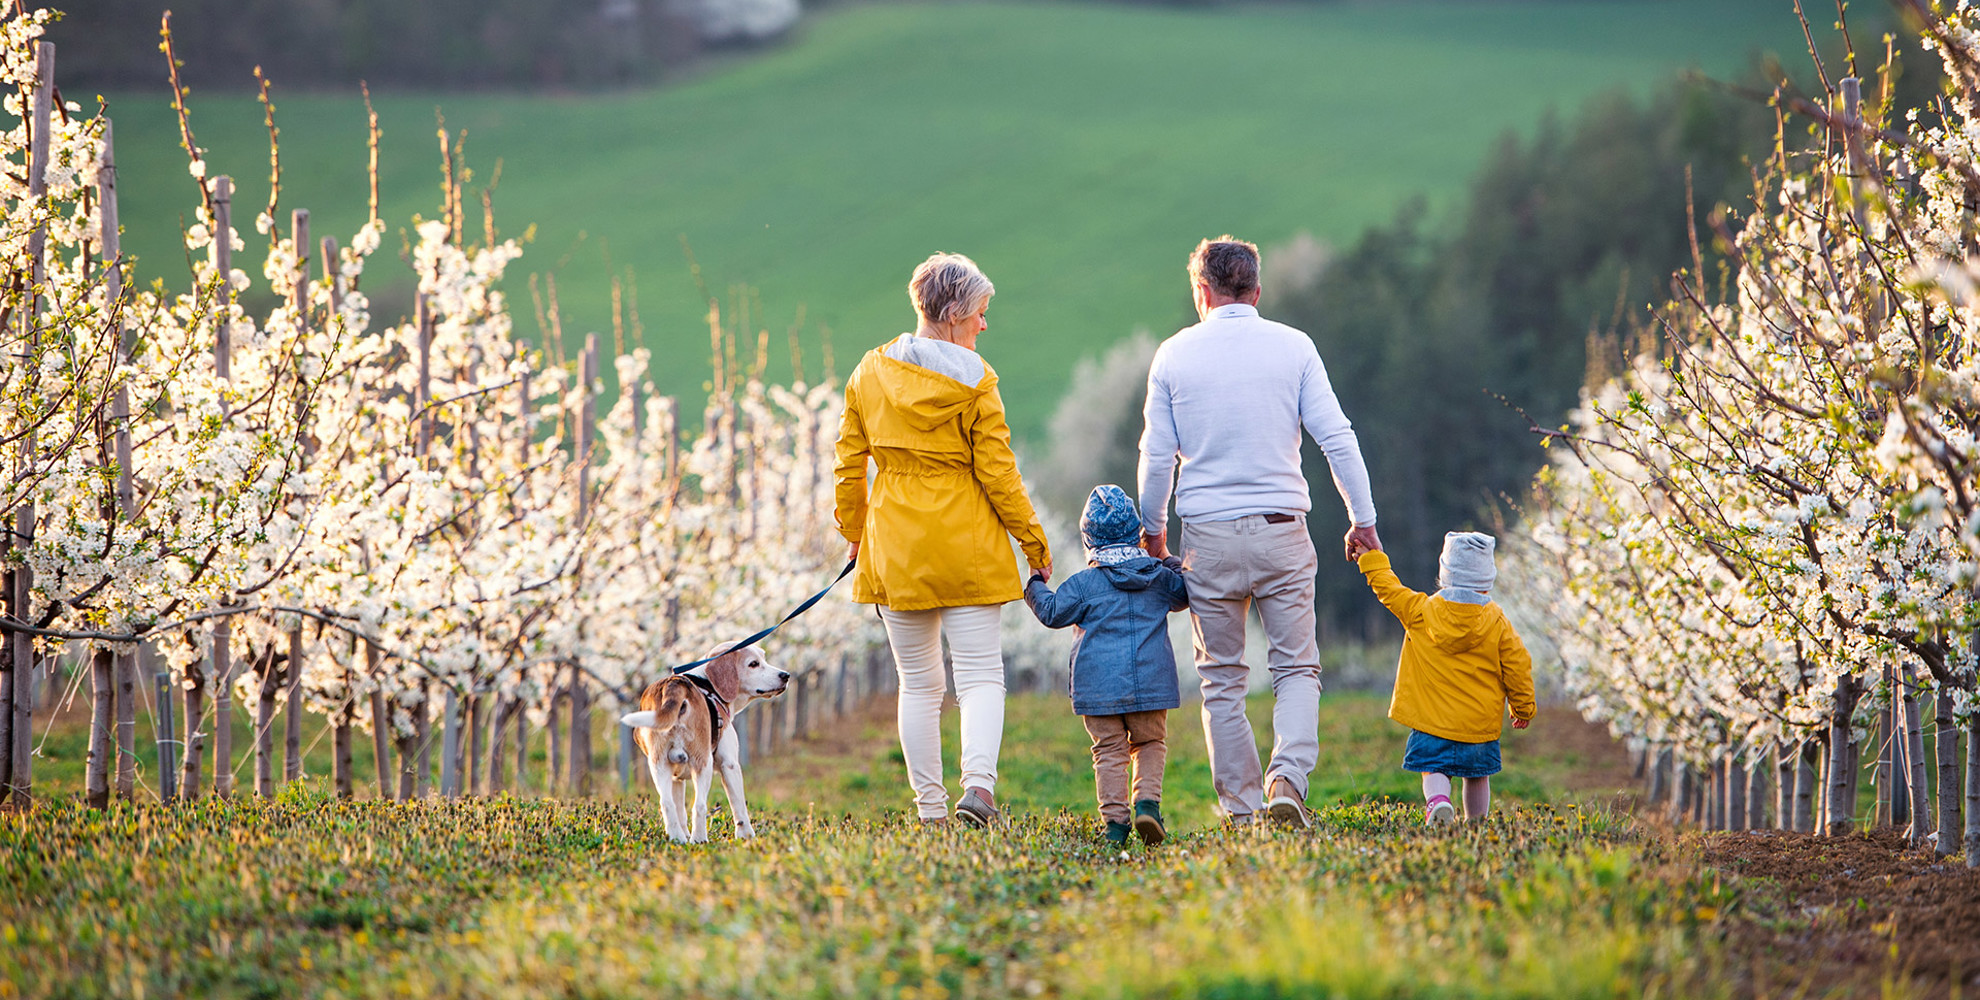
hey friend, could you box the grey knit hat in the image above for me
[1438,531,1497,593]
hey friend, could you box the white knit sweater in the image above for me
[1136,303,1377,532]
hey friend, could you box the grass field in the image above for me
[12,691,1968,997]
[97,0,1807,436]
[4,693,1731,999]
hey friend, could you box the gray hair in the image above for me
[1187,236,1261,298]
[909,252,995,325]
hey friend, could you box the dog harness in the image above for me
[681,672,732,739]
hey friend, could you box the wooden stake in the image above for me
[284,209,311,786]
[570,335,597,797]
[97,117,139,803]
[5,40,53,811]
[323,234,355,800]
[211,174,235,799]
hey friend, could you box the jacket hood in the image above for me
[868,337,994,431]
[1416,597,1497,654]
[1097,556,1164,591]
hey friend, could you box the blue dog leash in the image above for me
[667,558,858,676]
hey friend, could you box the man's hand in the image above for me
[847,540,860,562]
[1344,524,1381,561]
[1030,561,1053,583]
[1142,531,1168,560]
[1511,717,1530,730]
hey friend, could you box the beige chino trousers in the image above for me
[1180,513,1322,819]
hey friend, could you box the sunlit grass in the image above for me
[4,694,1700,999]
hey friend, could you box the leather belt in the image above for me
[1263,513,1298,524]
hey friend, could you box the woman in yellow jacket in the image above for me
[1354,531,1535,825]
[834,252,1052,827]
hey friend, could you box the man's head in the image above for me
[1187,236,1262,318]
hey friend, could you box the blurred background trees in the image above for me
[56,0,799,88]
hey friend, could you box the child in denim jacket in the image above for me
[1024,484,1189,845]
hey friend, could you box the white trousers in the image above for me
[879,604,1006,819]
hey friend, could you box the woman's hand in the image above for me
[1030,561,1052,582]
[847,540,861,562]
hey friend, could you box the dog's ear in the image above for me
[704,648,744,704]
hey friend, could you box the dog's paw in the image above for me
[733,824,755,840]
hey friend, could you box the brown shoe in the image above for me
[1266,776,1310,829]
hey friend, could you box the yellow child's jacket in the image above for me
[833,344,1051,611]
[1357,551,1536,743]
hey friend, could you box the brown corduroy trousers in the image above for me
[1082,709,1168,824]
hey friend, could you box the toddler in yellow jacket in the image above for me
[1352,531,1536,824]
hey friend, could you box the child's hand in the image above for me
[1511,717,1530,730]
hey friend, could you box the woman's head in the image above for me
[909,253,995,343]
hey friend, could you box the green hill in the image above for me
[101,0,1805,437]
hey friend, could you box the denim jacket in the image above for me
[1023,556,1189,715]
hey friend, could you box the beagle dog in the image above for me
[620,643,789,842]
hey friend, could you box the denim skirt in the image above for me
[1402,729,1502,778]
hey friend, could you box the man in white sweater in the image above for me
[1137,236,1382,827]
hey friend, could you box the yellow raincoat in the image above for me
[834,340,1050,610]
[1358,550,1536,743]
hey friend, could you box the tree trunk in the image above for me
[415,683,432,798]
[1877,666,1895,827]
[1827,677,1859,836]
[488,696,508,795]
[1706,760,1724,830]
[440,687,462,798]
[154,669,178,802]
[1776,742,1794,830]
[1648,746,1670,804]
[1745,755,1768,829]
[515,703,529,795]
[1728,752,1748,830]
[1965,711,1979,868]
[568,667,590,798]
[547,686,564,796]
[1904,667,1931,849]
[181,674,205,798]
[371,688,392,799]
[285,627,304,784]
[467,693,483,795]
[114,649,136,800]
[332,691,353,799]
[85,647,114,808]
[1794,739,1819,832]
[213,621,233,798]
[255,646,279,797]
[1937,689,1961,856]
[0,612,14,809]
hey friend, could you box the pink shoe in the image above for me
[1425,795,1456,826]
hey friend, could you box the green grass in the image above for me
[748,691,1616,832]
[97,0,1808,437]
[3,692,1738,1000]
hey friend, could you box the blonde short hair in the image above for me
[909,252,995,325]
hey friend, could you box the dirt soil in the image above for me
[1703,827,1980,995]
